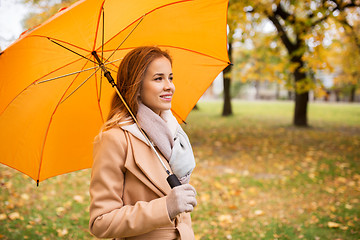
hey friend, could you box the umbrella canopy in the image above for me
[0,0,229,184]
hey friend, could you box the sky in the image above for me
[0,0,30,50]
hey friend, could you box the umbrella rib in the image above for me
[92,0,106,52]
[36,58,121,84]
[60,67,101,104]
[102,45,230,66]
[49,38,97,64]
[94,65,105,124]
[103,15,145,64]
[36,66,99,84]
[101,6,105,63]
[0,57,84,118]
[96,0,193,54]
[159,45,231,65]
[99,6,105,103]
[28,35,91,54]
[37,60,90,182]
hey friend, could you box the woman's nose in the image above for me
[163,78,174,90]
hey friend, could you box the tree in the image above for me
[234,25,291,100]
[229,0,360,126]
[333,8,360,102]
[330,20,360,101]
[222,0,244,116]
[222,43,233,116]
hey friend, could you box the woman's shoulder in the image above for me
[94,126,127,146]
[103,126,125,135]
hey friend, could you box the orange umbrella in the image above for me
[0,0,229,185]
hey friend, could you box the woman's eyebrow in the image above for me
[153,72,173,77]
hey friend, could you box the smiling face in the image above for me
[140,57,175,115]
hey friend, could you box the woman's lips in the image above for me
[160,94,173,101]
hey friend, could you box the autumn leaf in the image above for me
[56,228,68,237]
[8,212,20,220]
[328,221,341,228]
[21,193,29,200]
[254,210,264,216]
[73,195,84,203]
[56,207,65,216]
[218,214,233,225]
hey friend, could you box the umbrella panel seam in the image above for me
[37,59,93,182]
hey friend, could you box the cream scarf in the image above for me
[122,103,195,180]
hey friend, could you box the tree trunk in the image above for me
[255,81,260,99]
[293,60,309,127]
[294,92,309,126]
[350,85,356,102]
[222,77,233,116]
[288,91,293,100]
[335,90,341,102]
[275,82,280,100]
[222,42,233,116]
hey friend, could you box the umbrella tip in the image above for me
[37,180,39,187]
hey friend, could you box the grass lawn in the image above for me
[0,100,359,240]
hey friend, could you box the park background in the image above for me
[0,0,359,239]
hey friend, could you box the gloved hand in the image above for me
[179,173,191,185]
[166,184,197,220]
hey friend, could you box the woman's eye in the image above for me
[169,76,173,81]
[154,77,162,81]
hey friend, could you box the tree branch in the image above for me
[337,18,360,54]
[275,2,296,25]
[311,12,332,27]
[328,0,360,10]
[311,0,360,27]
[267,13,295,54]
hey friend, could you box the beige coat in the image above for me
[89,126,195,240]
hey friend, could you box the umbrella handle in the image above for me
[167,174,181,188]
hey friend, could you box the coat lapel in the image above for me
[123,131,171,197]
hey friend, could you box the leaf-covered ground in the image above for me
[1,100,359,239]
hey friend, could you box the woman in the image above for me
[89,46,197,240]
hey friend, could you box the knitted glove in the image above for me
[179,173,191,185]
[166,184,197,220]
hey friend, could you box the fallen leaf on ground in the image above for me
[328,221,341,228]
[254,210,264,216]
[0,214,7,220]
[73,195,84,203]
[56,228,68,237]
[8,212,20,220]
[218,214,233,224]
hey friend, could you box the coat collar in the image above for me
[122,128,172,197]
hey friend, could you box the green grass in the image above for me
[1,100,359,239]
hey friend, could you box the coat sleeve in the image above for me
[89,129,173,238]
